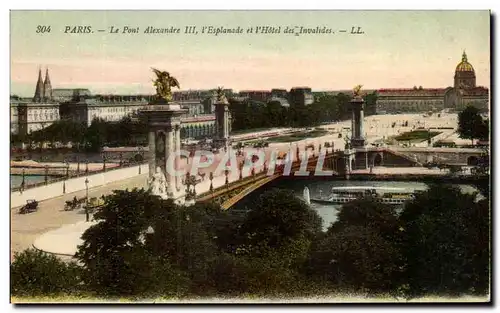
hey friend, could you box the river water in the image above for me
[10,175,49,189]
[232,178,482,231]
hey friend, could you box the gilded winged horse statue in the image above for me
[353,84,363,98]
[214,86,227,102]
[151,68,180,102]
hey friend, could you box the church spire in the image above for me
[462,50,468,62]
[43,67,52,101]
[33,67,44,102]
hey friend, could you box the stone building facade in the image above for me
[375,51,489,113]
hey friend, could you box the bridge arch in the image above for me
[467,156,479,166]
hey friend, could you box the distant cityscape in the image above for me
[10,51,489,137]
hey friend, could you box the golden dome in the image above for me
[455,51,475,72]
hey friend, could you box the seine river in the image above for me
[10,175,48,189]
[232,178,482,231]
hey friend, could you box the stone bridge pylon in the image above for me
[139,69,187,201]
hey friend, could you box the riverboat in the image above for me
[310,186,421,205]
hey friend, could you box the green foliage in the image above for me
[400,184,490,297]
[10,249,82,296]
[266,130,329,143]
[229,92,378,131]
[75,188,188,296]
[238,189,323,253]
[12,182,489,300]
[308,225,402,295]
[394,130,441,142]
[23,116,148,152]
[458,106,487,143]
[307,198,402,295]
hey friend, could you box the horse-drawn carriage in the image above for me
[64,196,86,211]
[64,196,104,212]
[19,199,38,214]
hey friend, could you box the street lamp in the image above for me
[20,168,26,193]
[225,169,229,187]
[44,165,49,185]
[65,161,70,179]
[84,178,89,222]
[238,161,244,180]
[102,155,107,171]
[209,171,214,192]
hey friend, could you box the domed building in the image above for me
[376,51,489,113]
[454,51,476,89]
[445,51,488,111]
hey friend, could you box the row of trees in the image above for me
[13,92,378,151]
[229,92,378,131]
[457,105,489,144]
[11,183,489,300]
[11,117,148,152]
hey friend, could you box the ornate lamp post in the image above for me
[44,165,49,185]
[20,168,26,193]
[65,161,70,179]
[119,152,123,167]
[76,157,80,174]
[85,159,89,174]
[84,178,89,222]
[209,171,214,192]
[263,161,268,173]
[238,161,244,180]
[185,173,192,196]
[191,175,197,198]
[251,167,256,180]
[224,169,229,187]
[138,146,143,174]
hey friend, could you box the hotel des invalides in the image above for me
[10,51,489,138]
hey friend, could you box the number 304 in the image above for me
[36,26,51,33]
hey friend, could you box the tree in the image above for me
[458,106,485,145]
[331,196,399,237]
[476,119,489,141]
[306,198,402,295]
[307,225,401,295]
[237,188,323,255]
[399,184,490,297]
[76,188,190,296]
[364,92,378,116]
[76,189,227,297]
[11,249,82,296]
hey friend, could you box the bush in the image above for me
[11,249,82,297]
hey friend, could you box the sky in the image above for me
[10,10,490,96]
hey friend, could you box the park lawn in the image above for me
[266,130,329,143]
[394,130,441,143]
[231,127,277,136]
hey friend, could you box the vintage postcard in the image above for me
[9,10,491,304]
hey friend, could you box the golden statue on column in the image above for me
[353,84,363,98]
[215,86,228,103]
[151,68,180,102]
